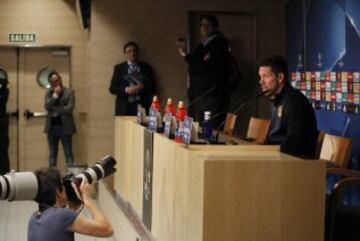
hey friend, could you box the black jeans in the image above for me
[47,125,74,167]
[0,114,9,174]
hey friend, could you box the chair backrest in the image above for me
[320,134,352,167]
[246,117,270,144]
[315,131,326,159]
[326,168,360,241]
[223,112,237,136]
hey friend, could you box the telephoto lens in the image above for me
[63,155,117,204]
[0,172,38,201]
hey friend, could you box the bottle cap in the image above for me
[178,101,184,108]
[153,95,158,101]
[204,111,211,120]
[167,98,172,104]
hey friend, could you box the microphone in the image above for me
[214,90,270,141]
[231,90,270,115]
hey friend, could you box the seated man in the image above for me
[258,55,319,158]
[27,167,113,241]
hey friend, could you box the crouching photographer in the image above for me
[27,167,113,241]
[0,155,116,241]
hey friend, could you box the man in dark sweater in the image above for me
[179,14,230,127]
[259,55,319,158]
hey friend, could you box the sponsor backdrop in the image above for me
[287,0,360,169]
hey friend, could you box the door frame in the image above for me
[0,44,72,171]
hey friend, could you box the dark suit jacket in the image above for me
[109,61,156,116]
[44,87,76,135]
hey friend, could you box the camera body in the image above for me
[63,155,117,204]
[0,155,116,202]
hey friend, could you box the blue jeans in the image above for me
[47,125,74,167]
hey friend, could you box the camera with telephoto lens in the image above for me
[0,155,116,202]
[62,155,116,205]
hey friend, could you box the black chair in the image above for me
[326,168,360,241]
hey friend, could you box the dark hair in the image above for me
[259,55,288,81]
[123,41,139,53]
[200,14,219,29]
[34,167,63,206]
[47,71,60,82]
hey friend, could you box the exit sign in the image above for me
[9,33,36,43]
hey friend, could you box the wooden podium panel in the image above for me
[113,117,280,219]
[151,134,326,241]
[114,116,145,215]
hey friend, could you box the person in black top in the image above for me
[259,55,319,158]
[0,75,9,174]
[109,42,156,116]
[178,14,230,127]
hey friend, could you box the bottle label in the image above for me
[182,116,193,145]
[164,113,173,137]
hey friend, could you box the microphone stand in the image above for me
[187,86,217,108]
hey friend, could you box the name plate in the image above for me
[148,108,158,131]
[164,113,176,138]
[182,116,193,145]
[137,104,146,125]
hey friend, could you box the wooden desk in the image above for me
[108,117,326,241]
[151,133,326,241]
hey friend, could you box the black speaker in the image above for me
[77,0,91,30]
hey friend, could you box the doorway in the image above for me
[188,11,259,137]
[0,46,71,172]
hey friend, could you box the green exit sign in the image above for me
[9,33,36,43]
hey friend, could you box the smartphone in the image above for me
[176,37,186,49]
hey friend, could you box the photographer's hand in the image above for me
[178,48,187,57]
[70,179,113,237]
[79,179,92,203]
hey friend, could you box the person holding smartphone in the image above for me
[178,14,230,127]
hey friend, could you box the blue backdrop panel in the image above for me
[287,0,360,169]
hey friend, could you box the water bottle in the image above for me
[202,111,213,140]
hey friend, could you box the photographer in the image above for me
[27,167,113,241]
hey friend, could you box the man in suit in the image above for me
[109,41,156,116]
[44,71,76,167]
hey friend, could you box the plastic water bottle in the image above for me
[202,111,213,140]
